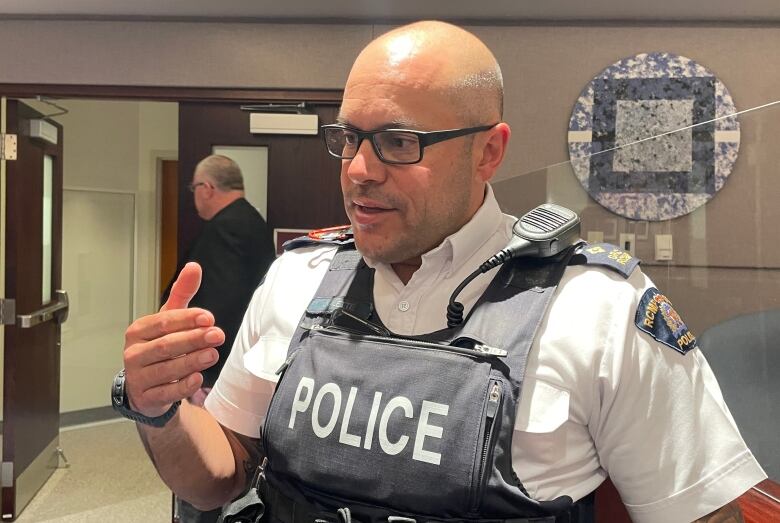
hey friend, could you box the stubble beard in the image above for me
[346,149,475,264]
[350,191,473,266]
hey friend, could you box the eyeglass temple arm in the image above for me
[419,124,498,147]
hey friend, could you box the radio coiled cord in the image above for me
[446,248,512,327]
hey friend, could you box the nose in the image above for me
[344,138,387,185]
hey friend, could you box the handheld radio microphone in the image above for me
[446,203,581,327]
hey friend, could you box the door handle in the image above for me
[16,290,69,328]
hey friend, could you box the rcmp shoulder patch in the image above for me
[283,225,354,251]
[635,288,698,355]
[570,242,640,278]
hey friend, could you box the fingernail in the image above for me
[195,314,211,327]
[204,328,222,344]
[199,350,216,365]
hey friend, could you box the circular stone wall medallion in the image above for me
[567,52,739,221]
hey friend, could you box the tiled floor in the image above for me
[15,420,170,522]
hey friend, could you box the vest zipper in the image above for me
[261,350,299,462]
[274,351,296,380]
[307,324,508,359]
[470,380,502,513]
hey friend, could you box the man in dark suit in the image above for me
[164,154,275,523]
[164,154,275,395]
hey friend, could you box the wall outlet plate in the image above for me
[619,233,636,256]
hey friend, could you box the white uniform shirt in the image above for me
[206,186,765,523]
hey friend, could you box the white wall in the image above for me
[38,99,178,318]
[24,99,178,413]
[60,189,134,412]
[137,102,179,314]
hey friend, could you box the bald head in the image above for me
[191,154,245,220]
[338,21,511,270]
[347,21,503,125]
[195,155,244,191]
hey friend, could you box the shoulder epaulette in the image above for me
[283,225,355,251]
[569,242,640,278]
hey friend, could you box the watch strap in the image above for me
[112,369,181,428]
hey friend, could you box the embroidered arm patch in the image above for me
[635,288,698,355]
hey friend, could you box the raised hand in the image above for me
[123,262,224,418]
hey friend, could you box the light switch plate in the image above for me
[655,234,673,261]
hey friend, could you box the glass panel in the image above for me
[211,146,269,219]
[493,99,780,480]
[41,154,53,305]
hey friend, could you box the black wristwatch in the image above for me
[111,369,181,428]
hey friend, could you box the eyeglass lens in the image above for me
[325,128,421,163]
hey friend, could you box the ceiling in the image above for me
[1,0,779,23]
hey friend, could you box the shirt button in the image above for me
[398,301,410,312]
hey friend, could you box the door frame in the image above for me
[0,82,343,356]
[0,84,343,104]
[0,83,341,521]
[0,83,344,280]
[0,82,343,309]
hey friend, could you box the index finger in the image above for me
[127,307,215,343]
[161,262,201,312]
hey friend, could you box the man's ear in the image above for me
[474,122,511,182]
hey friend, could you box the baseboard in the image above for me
[0,406,121,432]
[59,406,121,427]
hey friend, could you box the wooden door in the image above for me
[159,159,179,296]
[177,102,345,261]
[1,99,65,521]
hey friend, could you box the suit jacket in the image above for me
[163,197,275,387]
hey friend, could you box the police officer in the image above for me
[116,21,765,523]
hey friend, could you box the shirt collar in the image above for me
[435,184,504,278]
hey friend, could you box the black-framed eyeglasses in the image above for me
[187,182,210,193]
[321,123,499,165]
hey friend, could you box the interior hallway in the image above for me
[14,420,169,522]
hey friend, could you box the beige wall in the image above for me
[1,20,777,335]
[0,21,369,89]
[1,21,777,176]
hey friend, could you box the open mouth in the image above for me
[351,199,395,224]
[355,203,390,214]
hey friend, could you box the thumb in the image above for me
[161,262,202,312]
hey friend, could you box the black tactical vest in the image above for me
[249,244,594,523]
